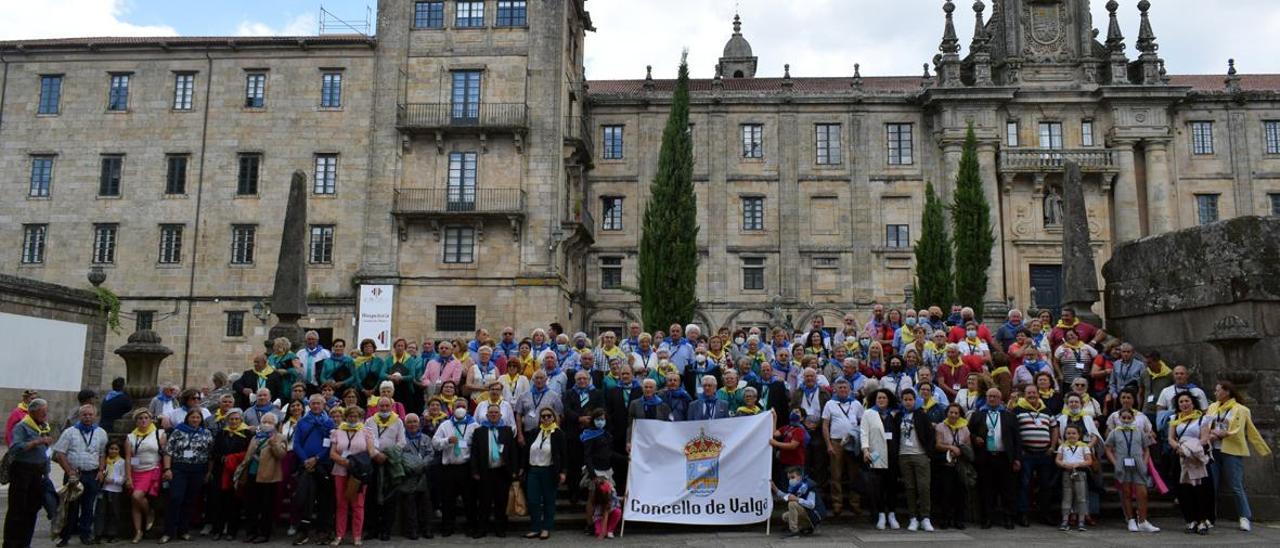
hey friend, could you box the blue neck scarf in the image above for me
[450,415,475,429]
[698,393,719,404]
[175,422,204,435]
[742,371,761,384]
[155,390,173,403]
[481,419,503,430]
[801,384,820,397]
[580,427,606,443]
[406,429,423,442]
[74,422,97,434]
[572,384,595,398]
[786,477,813,496]
[641,394,664,409]
[1024,360,1046,373]
[530,384,549,399]
[254,428,272,441]
[663,388,691,402]
[254,404,274,416]
[833,393,855,404]
[105,390,126,402]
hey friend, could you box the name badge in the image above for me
[1146,395,1155,403]
[1075,363,1085,370]
[341,450,350,458]
[903,436,915,447]
[884,432,894,440]
[1123,458,1137,467]
[458,439,468,450]
[322,438,331,448]
[129,457,140,467]
[182,450,195,459]
[952,384,961,391]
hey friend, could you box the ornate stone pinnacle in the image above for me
[1105,0,1124,51]
[1226,59,1242,92]
[645,65,652,80]
[732,13,742,34]
[1136,0,1158,54]
[940,0,960,54]
[784,64,790,79]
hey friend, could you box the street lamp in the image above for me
[251,300,271,324]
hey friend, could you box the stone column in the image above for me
[1111,140,1142,241]
[940,142,963,208]
[977,142,1007,309]
[1145,140,1175,234]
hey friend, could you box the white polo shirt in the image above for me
[821,398,864,440]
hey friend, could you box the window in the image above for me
[321,72,343,108]
[1191,121,1214,155]
[309,225,335,264]
[443,226,475,263]
[1270,193,1280,216]
[450,71,482,120]
[886,224,910,248]
[447,152,477,209]
[29,156,53,197]
[414,1,445,28]
[158,224,183,264]
[742,197,764,231]
[601,197,623,231]
[38,75,62,115]
[600,257,622,289]
[456,1,485,27]
[21,224,47,264]
[1081,119,1096,147]
[742,257,765,291]
[108,74,130,111]
[99,155,123,196]
[886,123,914,165]
[244,73,266,108]
[165,154,189,195]
[92,224,118,264]
[1265,121,1280,155]
[436,305,477,332]
[237,153,261,195]
[741,124,763,158]
[602,125,624,160]
[134,311,154,332]
[496,1,526,26]
[1006,120,1019,147]
[173,73,195,110]
[314,154,338,194]
[1038,121,1064,150]
[225,311,246,337]
[1195,194,1219,225]
[815,123,842,165]
[231,225,257,265]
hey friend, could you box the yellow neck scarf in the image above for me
[20,415,50,436]
[922,398,938,411]
[1056,318,1080,330]
[105,455,121,469]
[439,395,458,409]
[736,405,761,416]
[253,366,276,379]
[539,421,560,435]
[426,412,447,427]
[1170,410,1203,427]
[990,366,1010,378]
[354,355,375,367]
[17,402,29,412]
[131,422,156,438]
[1148,360,1172,380]
[338,421,364,432]
[1063,408,1087,421]
[943,357,964,372]
[708,349,727,362]
[1212,398,1238,414]
[1039,388,1056,399]
[225,423,251,438]
[1014,398,1046,413]
[1064,440,1088,449]
[1062,340,1084,350]
[214,409,228,423]
[900,328,917,345]
[944,417,969,430]
[372,412,398,429]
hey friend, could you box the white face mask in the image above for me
[453,408,467,419]
[734,337,745,346]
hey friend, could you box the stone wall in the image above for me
[0,274,107,428]
[1103,215,1280,519]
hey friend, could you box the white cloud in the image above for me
[235,13,317,37]
[0,0,176,40]
[586,0,1280,80]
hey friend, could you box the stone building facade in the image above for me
[1,0,1279,388]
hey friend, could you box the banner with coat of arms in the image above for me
[625,414,774,525]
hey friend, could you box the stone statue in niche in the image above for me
[1043,185,1064,227]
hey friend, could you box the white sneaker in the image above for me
[907,517,919,531]
[1239,517,1251,532]
[876,513,887,530]
[1128,519,1139,532]
[1139,521,1161,533]
[606,532,615,539]
[287,527,297,537]
[921,518,935,532]
[888,513,901,530]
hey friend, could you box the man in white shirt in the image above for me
[297,330,330,388]
[1155,365,1209,412]
[822,379,864,516]
[432,399,481,538]
[473,382,516,432]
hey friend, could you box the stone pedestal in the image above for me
[112,330,173,434]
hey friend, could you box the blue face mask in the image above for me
[966,330,978,339]
[788,478,802,488]
[905,318,917,326]
[593,419,607,429]
[557,344,569,352]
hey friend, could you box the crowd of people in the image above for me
[1,304,1272,545]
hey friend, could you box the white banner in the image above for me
[625,414,774,525]
[356,284,394,351]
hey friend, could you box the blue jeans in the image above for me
[1017,452,1057,517]
[1212,450,1251,520]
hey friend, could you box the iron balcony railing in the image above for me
[392,188,526,216]
[1000,148,1118,173]
[396,103,529,131]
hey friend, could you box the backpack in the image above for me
[0,448,15,485]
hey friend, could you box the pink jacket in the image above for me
[422,358,464,389]
[5,406,27,445]
[329,427,377,477]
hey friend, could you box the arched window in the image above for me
[733,70,745,78]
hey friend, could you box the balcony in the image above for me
[562,200,595,244]
[397,103,529,131]
[563,114,594,166]
[392,188,526,241]
[999,148,1118,173]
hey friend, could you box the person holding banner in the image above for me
[687,376,730,421]
[658,373,691,422]
[822,378,864,517]
[752,361,790,427]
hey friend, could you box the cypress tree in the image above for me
[951,123,995,319]
[638,54,699,331]
[913,181,953,310]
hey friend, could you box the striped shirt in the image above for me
[1015,409,1054,452]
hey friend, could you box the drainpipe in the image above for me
[179,52,214,388]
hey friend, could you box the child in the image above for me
[586,477,621,539]
[1056,425,1093,531]
[1105,408,1161,533]
[96,441,127,543]
[771,466,824,538]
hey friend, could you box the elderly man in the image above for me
[148,383,181,423]
[994,309,1025,354]
[1108,343,1149,405]
[621,322,645,354]
[232,354,286,410]
[474,381,517,432]
[822,379,864,517]
[688,376,730,421]
[423,341,465,397]
[243,388,282,427]
[751,361,790,427]
[5,398,54,548]
[716,369,747,411]
[970,388,1019,529]
[562,371,603,505]
[297,330,331,388]
[537,350,568,395]
[658,373,692,422]
[399,413,434,540]
[1048,306,1106,350]
[628,378,670,423]
[53,404,109,546]
[516,370,563,435]
[664,323,696,373]
[1155,365,1208,413]
[495,326,520,361]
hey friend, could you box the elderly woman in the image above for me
[385,338,425,415]
[241,413,286,543]
[934,403,971,530]
[629,333,657,377]
[267,337,303,385]
[464,345,503,400]
[400,414,435,540]
[364,396,406,541]
[331,406,376,546]
[352,338,385,399]
[161,407,214,543]
[209,408,251,540]
[366,381,406,420]
[124,409,165,543]
[499,356,531,403]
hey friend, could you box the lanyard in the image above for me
[986,412,999,432]
[1122,430,1134,450]
[1067,445,1082,459]
[79,428,95,450]
[1176,419,1196,440]
[132,430,152,455]
[837,402,854,421]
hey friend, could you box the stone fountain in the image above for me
[111,329,173,433]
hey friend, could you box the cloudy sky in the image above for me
[2,0,1278,79]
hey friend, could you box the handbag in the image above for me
[507,481,528,516]
[0,449,14,485]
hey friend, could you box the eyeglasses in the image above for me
[540,414,554,420]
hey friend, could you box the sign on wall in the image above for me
[625,414,774,525]
[356,284,394,351]
[0,312,87,392]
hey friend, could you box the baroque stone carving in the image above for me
[1023,0,1072,61]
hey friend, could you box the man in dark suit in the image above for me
[232,354,286,410]
[752,361,790,428]
[561,370,604,506]
[687,375,730,421]
[604,367,642,490]
[969,388,1020,529]
[469,405,518,539]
